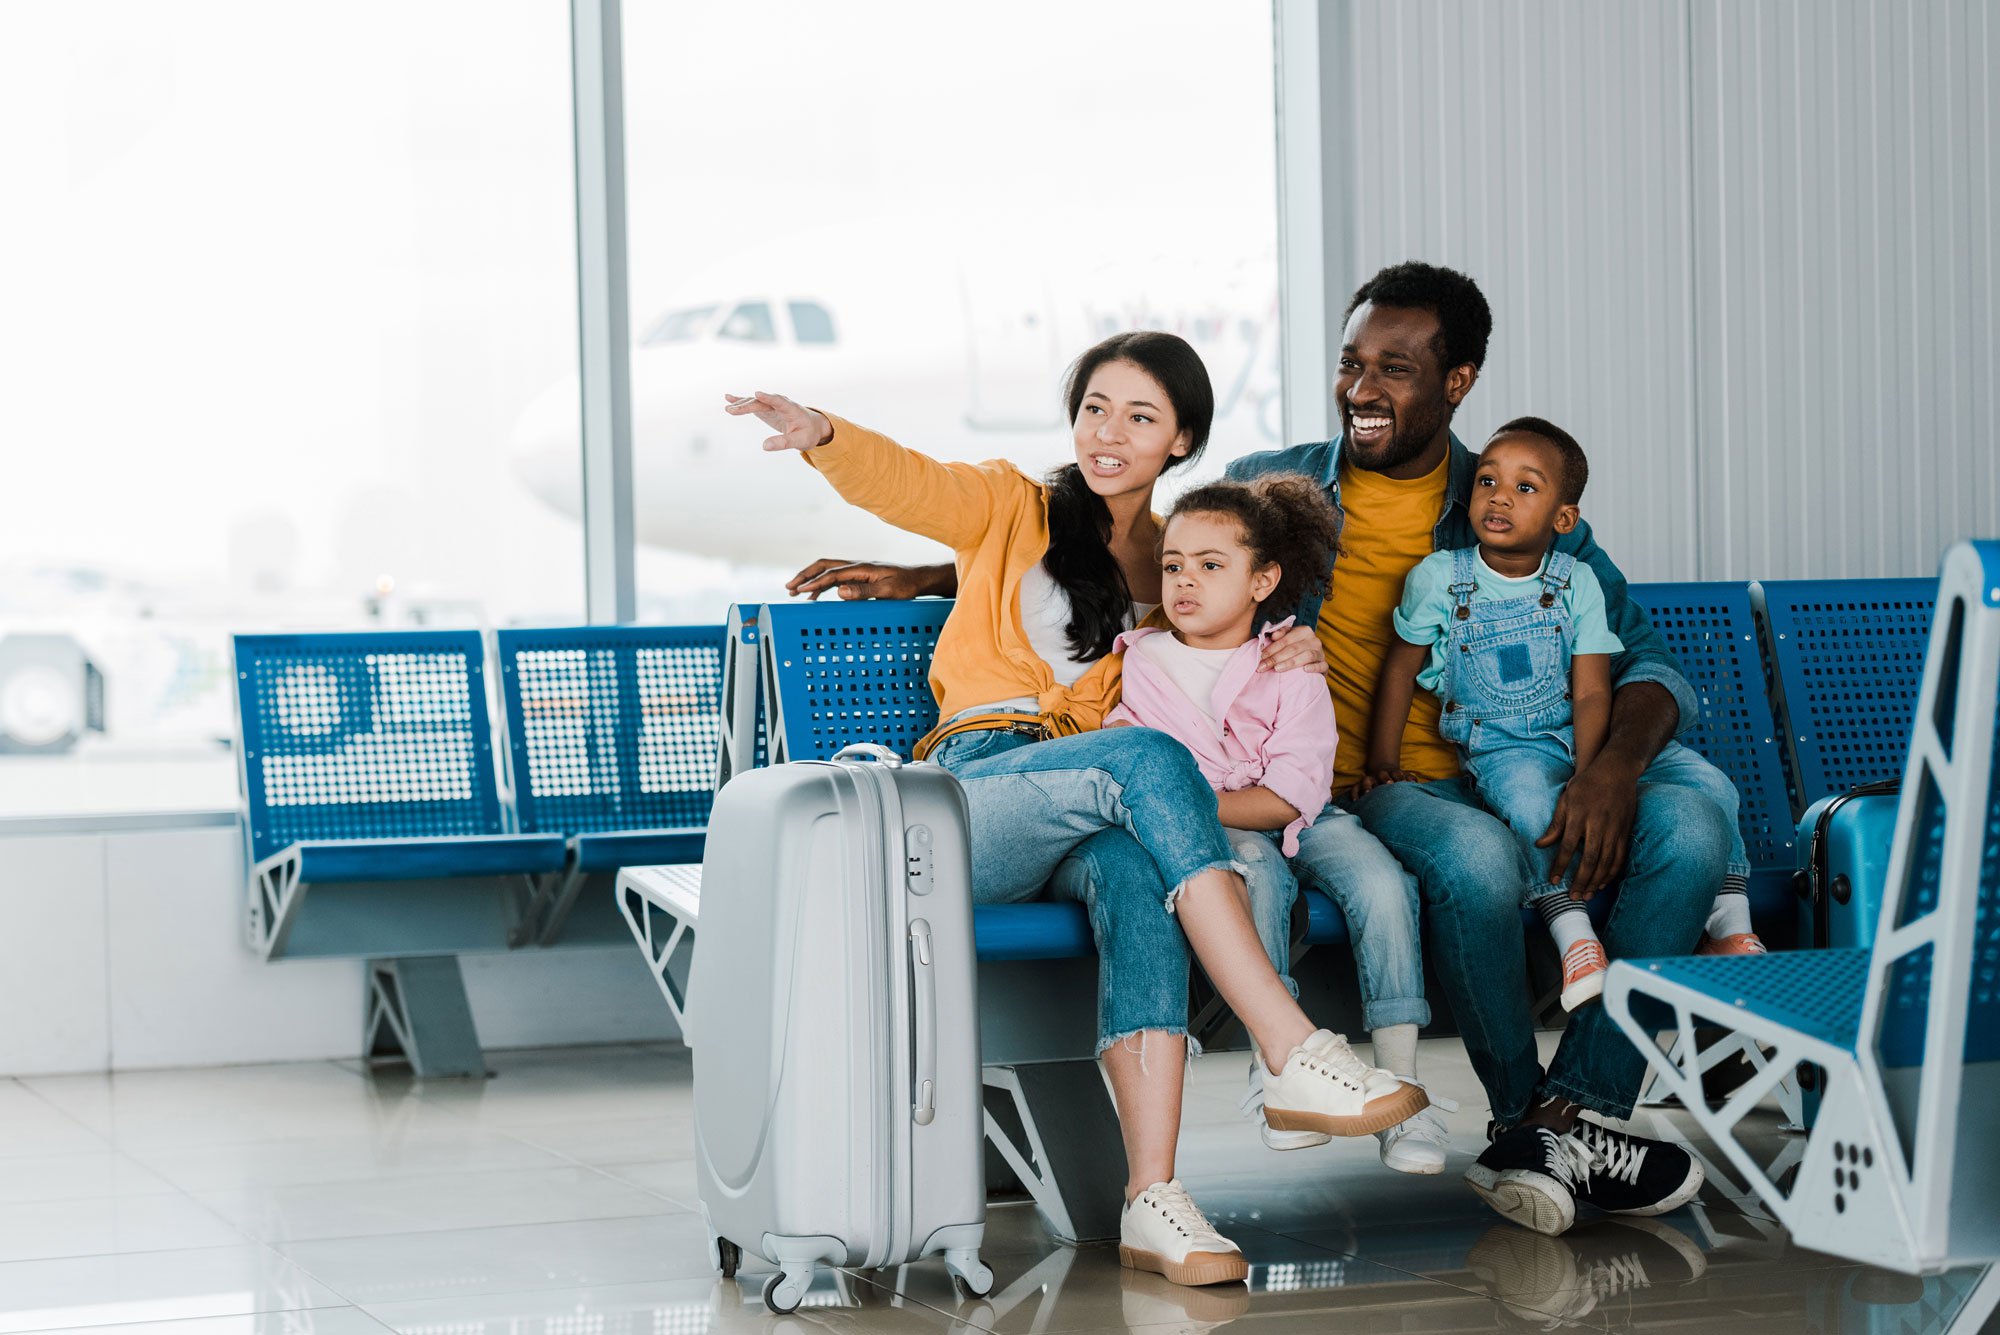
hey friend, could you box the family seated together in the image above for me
[724,262,1757,1289]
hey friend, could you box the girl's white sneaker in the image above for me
[1376,1100,1455,1175]
[1261,1029,1429,1136]
[1242,1053,1331,1150]
[1119,1180,1249,1287]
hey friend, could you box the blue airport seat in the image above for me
[234,629,565,1077]
[234,629,568,962]
[760,600,950,762]
[973,902,1094,961]
[1754,578,1937,811]
[755,599,1087,968]
[496,624,726,943]
[294,834,566,883]
[572,828,706,873]
[1302,888,1350,946]
[1630,581,1798,941]
[1607,539,2000,1276]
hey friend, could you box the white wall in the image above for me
[1284,0,2000,582]
[0,817,676,1076]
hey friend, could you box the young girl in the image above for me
[1105,476,1450,1173]
[1364,417,1763,1013]
[725,332,1424,1290]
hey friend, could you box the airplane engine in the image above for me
[0,633,106,755]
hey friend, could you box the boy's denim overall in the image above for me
[1435,547,1750,899]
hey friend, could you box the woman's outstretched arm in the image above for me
[726,391,1015,550]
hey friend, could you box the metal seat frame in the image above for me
[1607,541,2000,1297]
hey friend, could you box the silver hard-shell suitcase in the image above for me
[689,744,991,1312]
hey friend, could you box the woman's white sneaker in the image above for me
[1262,1029,1430,1136]
[1119,1180,1249,1287]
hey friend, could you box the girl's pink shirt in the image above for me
[1104,617,1338,856]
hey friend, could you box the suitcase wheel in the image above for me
[946,1249,993,1298]
[716,1237,741,1279]
[765,1269,812,1314]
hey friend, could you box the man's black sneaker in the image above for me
[1464,1124,1595,1236]
[1569,1118,1705,1217]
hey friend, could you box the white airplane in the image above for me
[510,215,1284,565]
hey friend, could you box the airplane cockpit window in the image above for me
[788,301,836,345]
[639,304,719,346]
[716,301,777,343]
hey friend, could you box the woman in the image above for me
[725,332,1424,1288]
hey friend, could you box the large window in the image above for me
[0,2,1282,814]
[0,2,581,814]
[601,1,1283,616]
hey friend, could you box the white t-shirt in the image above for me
[957,562,1156,719]
[1132,633,1237,736]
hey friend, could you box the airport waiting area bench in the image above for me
[612,573,1945,1245]
[231,624,726,1077]
[231,563,1962,1256]
[1606,540,1998,1313]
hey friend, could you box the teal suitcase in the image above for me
[1793,778,1898,1124]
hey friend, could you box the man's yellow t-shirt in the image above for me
[1317,455,1463,794]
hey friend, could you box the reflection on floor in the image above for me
[0,1037,1989,1335]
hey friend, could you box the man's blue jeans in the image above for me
[1351,774,1727,1123]
[932,726,1240,1051]
[1229,806,1431,1030]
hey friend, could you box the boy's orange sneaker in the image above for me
[1697,933,1767,957]
[1559,939,1609,1011]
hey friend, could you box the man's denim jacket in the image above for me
[1225,433,1699,737]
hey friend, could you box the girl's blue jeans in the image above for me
[1227,807,1431,1031]
[930,726,1241,1052]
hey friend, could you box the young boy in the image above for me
[1363,416,1763,1011]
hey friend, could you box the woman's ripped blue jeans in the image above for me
[930,725,1242,1051]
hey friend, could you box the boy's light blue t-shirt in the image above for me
[1394,547,1626,693]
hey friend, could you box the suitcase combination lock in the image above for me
[905,825,935,894]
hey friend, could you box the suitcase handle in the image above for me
[909,918,937,1126]
[835,743,904,768]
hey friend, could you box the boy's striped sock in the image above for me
[1534,891,1596,955]
[1706,874,1752,938]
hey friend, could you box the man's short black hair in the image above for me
[1345,261,1493,373]
[1491,415,1589,506]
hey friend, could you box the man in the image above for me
[787,262,1725,1235]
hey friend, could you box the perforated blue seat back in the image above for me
[1755,578,1936,809]
[496,625,724,834]
[1877,578,2000,1072]
[1630,583,1794,872]
[763,600,952,760]
[233,631,504,862]
[1973,614,2000,1063]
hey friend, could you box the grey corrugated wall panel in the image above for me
[1317,0,1999,581]
[1691,0,2000,579]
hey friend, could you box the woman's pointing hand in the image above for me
[723,391,834,452]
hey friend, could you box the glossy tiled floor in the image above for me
[0,1038,1990,1335]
